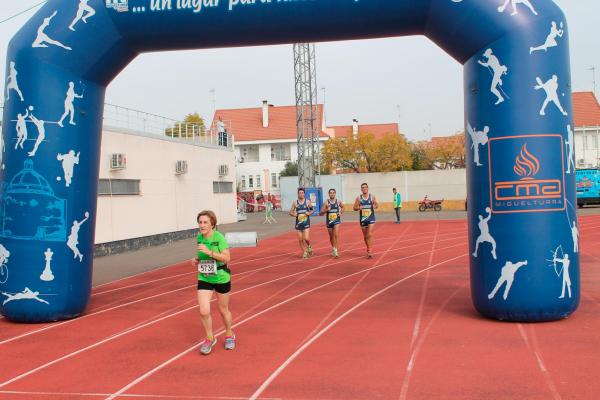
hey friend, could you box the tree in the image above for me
[428,133,466,169]
[322,132,412,173]
[322,136,361,173]
[279,161,298,177]
[165,112,206,138]
[410,142,435,170]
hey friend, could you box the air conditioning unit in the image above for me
[110,153,126,170]
[175,160,188,175]
[218,164,229,176]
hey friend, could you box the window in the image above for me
[240,145,259,162]
[241,175,246,189]
[98,179,141,196]
[593,135,599,150]
[271,144,291,161]
[213,181,233,193]
[248,175,254,188]
[271,173,278,188]
[256,175,261,188]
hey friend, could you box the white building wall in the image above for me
[281,170,467,210]
[96,129,236,244]
[575,126,600,168]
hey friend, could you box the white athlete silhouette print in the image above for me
[571,222,579,254]
[554,253,572,299]
[478,49,508,105]
[530,21,564,54]
[473,207,497,260]
[69,0,96,31]
[1,287,49,306]
[58,82,84,127]
[467,122,489,167]
[488,260,528,300]
[5,61,24,101]
[0,243,10,284]
[497,0,538,16]
[57,150,80,187]
[32,11,72,51]
[27,107,46,157]
[565,124,575,174]
[40,248,55,282]
[15,108,30,150]
[534,75,568,116]
[67,212,90,262]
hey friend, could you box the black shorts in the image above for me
[197,280,231,294]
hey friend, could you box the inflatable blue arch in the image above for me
[1,0,579,322]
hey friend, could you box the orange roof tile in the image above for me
[573,92,600,127]
[212,104,326,142]
[328,123,399,139]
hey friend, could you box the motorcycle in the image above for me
[418,196,443,212]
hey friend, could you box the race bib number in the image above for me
[199,260,218,275]
[361,209,372,219]
[328,212,338,221]
[298,214,308,222]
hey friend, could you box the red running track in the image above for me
[1,216,600,399]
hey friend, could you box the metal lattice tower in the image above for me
[293,43,319,188]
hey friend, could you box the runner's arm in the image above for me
[372,195,379,209]
[307,201,315,215]
[210,248,231,264]
[320,202,328,215]
[289,202,297,217]
[353,197,360,211]
[339,201,345,215]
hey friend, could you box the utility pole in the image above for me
[590,66,597,99]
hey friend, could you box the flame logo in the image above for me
[513,144,540,178]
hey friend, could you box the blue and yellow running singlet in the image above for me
[326,199,341,228]
[359,194,376,227]
[295,200,311,230]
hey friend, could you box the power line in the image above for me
[0,1,47,25]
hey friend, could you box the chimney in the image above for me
[352,119,359,139]
[262,100,269,128]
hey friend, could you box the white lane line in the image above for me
[409,221,439,350]
[1,235,464,387]
[105,244,467,399]
[249,253,468,400]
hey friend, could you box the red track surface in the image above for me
[1,216,600,399]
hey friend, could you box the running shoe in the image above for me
[224,333,236,350]
[200,337,217,355]
[367,251,373,259]
[302,250,308,259]
[307,245,314,256]
[333,248,339,258]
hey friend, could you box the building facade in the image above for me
[213,101,327,198]
[573,92,600,168]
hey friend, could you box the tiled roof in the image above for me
[327,123,399,139]
[573,92,600,127]
[212,104,327,142]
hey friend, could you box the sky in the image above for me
[0,0,598,142]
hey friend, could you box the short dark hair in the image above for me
[297,187,305,193]
[361,183,368,188]
[328,188,336,193]
[393,187,397,191]
[197,210,217,228]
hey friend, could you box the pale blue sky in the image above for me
[1,0,598,141]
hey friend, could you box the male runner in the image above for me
[353,183,379,258]
[320,188,344,258]
[289,187,314,258]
